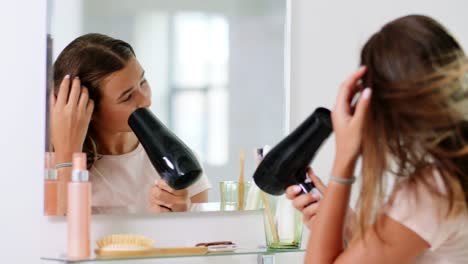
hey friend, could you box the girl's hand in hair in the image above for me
[331,67,372,177]
[50,75,94,163]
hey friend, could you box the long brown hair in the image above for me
[356,15,468,240]
[52,33,136,168]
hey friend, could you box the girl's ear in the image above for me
[89,109,95,121]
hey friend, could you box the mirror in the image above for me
[45,0,288,215]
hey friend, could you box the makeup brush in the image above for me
[238,149,245,210]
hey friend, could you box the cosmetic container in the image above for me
[67,153,91,259]
[44,152,58,215]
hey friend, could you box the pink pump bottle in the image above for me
[67,153,91,259]
[44,152,58,216]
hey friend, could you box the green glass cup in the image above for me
[262,193,303,249]
[219,181,252,211]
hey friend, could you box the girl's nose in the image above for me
[135,89,151,109]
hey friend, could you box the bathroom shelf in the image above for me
[41,247,305,263]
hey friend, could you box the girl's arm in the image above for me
[306,67,429,263]
[190,190,208,203]
[50,75,94,215]
[332,213,429,264]
[306,159,428,263]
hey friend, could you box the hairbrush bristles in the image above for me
[96,234,155,251]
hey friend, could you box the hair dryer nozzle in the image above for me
[128,108,202,190]
[253,107,332,195]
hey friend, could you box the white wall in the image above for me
[289,0,468,199]
[0,0,46,263]
[48,0,83,61]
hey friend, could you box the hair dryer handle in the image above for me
[298,182,314,194]
[298,180,323,198]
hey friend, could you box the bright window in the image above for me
[169,13,229,166]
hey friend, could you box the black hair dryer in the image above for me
[253,107,332,195]
[128,108,202,190]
